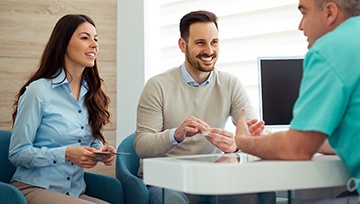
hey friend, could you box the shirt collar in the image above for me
[51,69,89,91]
[180,63,212,87]
[51,69,68,88]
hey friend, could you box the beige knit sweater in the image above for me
[135,67,256,177]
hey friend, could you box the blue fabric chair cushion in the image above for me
[116,133,149,204]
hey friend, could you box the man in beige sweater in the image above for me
[135,10,275,204]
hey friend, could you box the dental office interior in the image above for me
[0,0,347,202]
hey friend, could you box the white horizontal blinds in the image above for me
[147,0,307,131]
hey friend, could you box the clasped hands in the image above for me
[174,115,264,153]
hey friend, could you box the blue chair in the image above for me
[0,130,125,204]
[116,133,149,204]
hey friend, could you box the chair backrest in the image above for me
[116,133,149,204]
[116,133,139,176]
[0,130,16,183]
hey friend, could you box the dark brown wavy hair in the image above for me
[12,14,110,144]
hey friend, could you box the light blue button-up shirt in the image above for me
[169,64,213,144]
[9,69,103,197]
[180,63,212,87]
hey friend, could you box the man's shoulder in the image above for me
[151,67,179,79]
[147,67,180,83]
[214,69,237,78]
[315,17,360,50]
[144,67,181,88]
[213,68,241,85]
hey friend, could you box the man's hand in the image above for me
[235,108,252,138]
[247,118,265,136]
[206,128,237,153]
[174,116,211,142]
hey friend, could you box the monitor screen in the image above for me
[258,57,303,129]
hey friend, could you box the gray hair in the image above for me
[315,0,360,16]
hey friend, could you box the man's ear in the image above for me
[324,2,339,26]
[178,37,186,53]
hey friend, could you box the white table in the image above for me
[143,153,351,195]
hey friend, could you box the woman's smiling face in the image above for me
[65,22,99,71]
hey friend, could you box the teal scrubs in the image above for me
[290,16,360,194]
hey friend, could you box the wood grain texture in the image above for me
[0,0,117,177]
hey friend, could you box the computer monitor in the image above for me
[258,57,304,131]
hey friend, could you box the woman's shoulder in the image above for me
[25,78,52,94]
[28,78,51,88]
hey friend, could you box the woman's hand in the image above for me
[96,145,116,166]
[65,146,99,168]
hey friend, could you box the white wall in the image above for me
[116,0,146,144]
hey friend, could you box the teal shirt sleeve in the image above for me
[290,50,349,136]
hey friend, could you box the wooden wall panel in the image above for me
[0,0,117,177]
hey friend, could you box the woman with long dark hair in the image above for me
[9,14,114,204]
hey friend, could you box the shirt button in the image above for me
[66,192,69,195]
[78,139,81,143]
[81,126,84,129]
[67,177,70,180]
[53,160,56,164]
[78,110,82,113]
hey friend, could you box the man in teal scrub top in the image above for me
[235,0,360,203]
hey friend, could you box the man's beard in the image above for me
[185,46,216,72]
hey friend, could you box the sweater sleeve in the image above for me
[135,76,178,158]
[228,73,257,124]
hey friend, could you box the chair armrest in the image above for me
[0,182,27,204]
[84,172,125,204]
[116,167,149,204]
